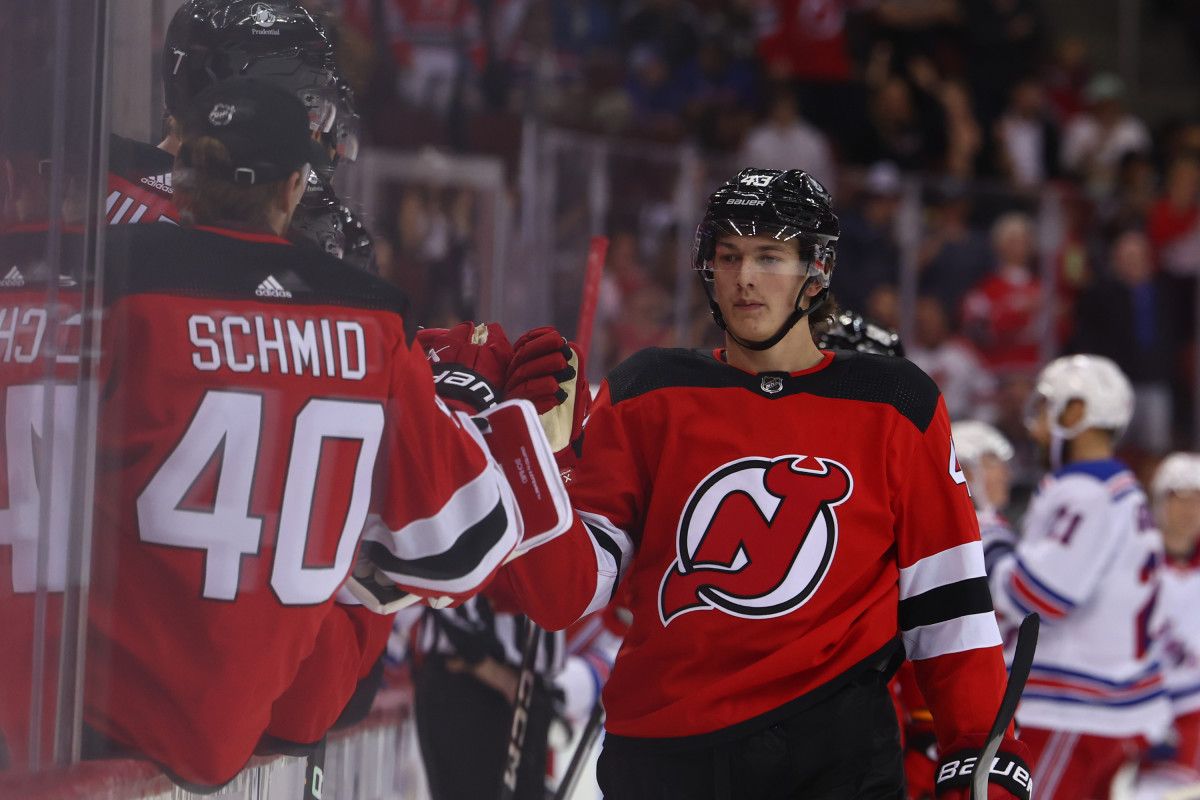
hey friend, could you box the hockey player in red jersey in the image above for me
[990,354,1170,799]
[489,168,1032,799]
[82,78,567,789]
[108,0,351,237]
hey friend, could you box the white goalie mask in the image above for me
[1026,355,1134,440]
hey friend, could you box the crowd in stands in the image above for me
[301,0,1200,490]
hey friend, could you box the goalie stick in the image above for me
[498,617,541,800]
[971,612,1040,800]
[302,738,326,800]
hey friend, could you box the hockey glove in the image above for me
[935,736,1033,800]
[415,321,513,413]
[473,400,573,555]
[904,730,938,800]
[505,327,589,460]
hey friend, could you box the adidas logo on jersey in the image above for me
[139,172,173,195]
[1,267,25,287]
[255,275,292,299]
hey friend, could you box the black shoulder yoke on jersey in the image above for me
[103,223,414,339]
[108,134,175,180]
[0,228,86,287]
[606,348,941,432]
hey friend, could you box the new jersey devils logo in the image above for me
[658,455,852,626]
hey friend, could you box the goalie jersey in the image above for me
[991,460,1172,739]
[498,348,1010,751]
[84,223,522,787]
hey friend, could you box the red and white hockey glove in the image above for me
[415,321,513,413]
[935,736,1033,800]
[504,327,590,473]
[473,400,573,555]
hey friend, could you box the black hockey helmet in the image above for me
[340,203,377,274]
[291,182,346,259]
[163,1,339,136]
[816,310,905,357]
[290,180,377,274]
[693,167,839,351]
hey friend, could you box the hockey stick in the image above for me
[553,700,605,800]
[575,235,609,363]
[302,738,327,800]
[971,613,1040,800]
[499,617,541,800]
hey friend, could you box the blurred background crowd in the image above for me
[288,0,1200,508]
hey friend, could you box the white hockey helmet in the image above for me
[1152,452,1200,500]
[1027,354,1134,440]
[951,420,1014,467]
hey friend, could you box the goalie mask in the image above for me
[694,168,839,351]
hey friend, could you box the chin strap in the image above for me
[702,275,827,352]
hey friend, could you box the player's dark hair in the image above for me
[809,292,840,336]
[173,136,289,227]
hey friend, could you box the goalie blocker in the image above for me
[347,398,572,613]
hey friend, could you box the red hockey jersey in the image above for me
[84,223,521,787]
[0,227,83,769]
[501,348,1008,749]
[105,135,179,226]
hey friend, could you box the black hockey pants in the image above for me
[596,667,904,800]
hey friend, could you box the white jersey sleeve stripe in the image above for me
[361,454,521,595]
[902,611,1002,661]
[579,510,634,617]
[898,541,986,600]
[363,466,512,561]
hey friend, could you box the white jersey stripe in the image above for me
[362,465,515,563]
[579,510,634,617]
[902,611,1002,661]
[899,541,987,600]
[110,196,134,224]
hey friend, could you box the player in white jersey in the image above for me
[1134,453,1200,796]
[990,354,1171,799]
[952,420,1018,577]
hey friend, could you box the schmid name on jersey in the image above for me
[188,313,367,380]
[0,303,81,365]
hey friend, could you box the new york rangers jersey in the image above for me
[991,460,1172,739]
[498,348,1009,751]
[1160,554,1200,719]
[1156,552,1200,775]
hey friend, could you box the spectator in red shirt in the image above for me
[960,211,1045,374]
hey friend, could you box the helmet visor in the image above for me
[334,109,360,162]
[237,51,339,134]
[693,219,836,282]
